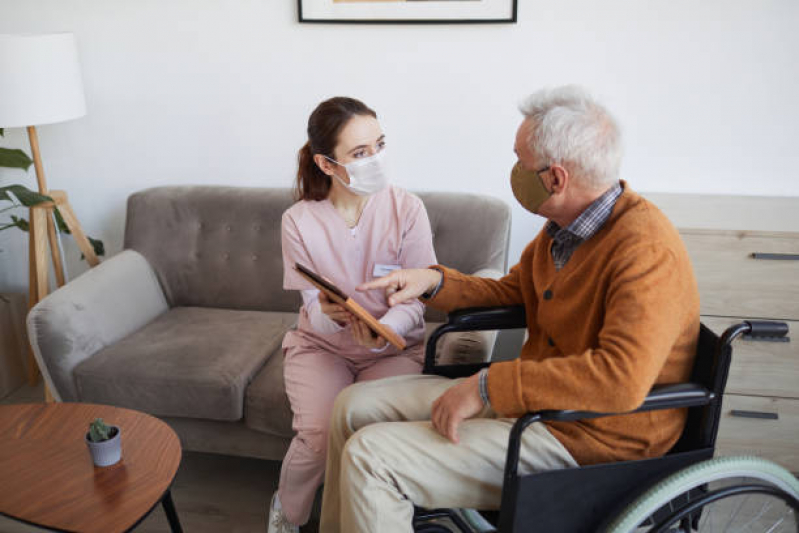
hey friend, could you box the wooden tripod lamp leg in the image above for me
[45,212,66,287]
[26,206,50,386]
[57,196,99,267]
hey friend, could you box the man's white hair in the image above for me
[519,86,622,190]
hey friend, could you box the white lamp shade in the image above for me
[0,33,87,128]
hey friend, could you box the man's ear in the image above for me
[314,154,337,177]
[549,164,569,195]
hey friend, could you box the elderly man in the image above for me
[319,86,700,533]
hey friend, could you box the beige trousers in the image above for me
[320,374,578,533]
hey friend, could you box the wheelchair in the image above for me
[412,306,799,532]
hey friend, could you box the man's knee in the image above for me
[341,423,392,476]
[331,381,381,433]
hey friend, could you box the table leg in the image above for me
[161,490,183,533]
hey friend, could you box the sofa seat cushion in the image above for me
[74,307,297,421]
[244,345,294,438]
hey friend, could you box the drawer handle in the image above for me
[730,409,779,420]
[751,252,799,261]
[742,334,791,343]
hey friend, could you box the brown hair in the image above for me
[295,97,378,201]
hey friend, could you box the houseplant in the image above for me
[0,127,105,259]
[85,417,122,467]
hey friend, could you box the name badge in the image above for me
[373,263,401,278]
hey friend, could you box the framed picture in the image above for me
[298,0,518,24]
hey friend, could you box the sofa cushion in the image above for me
[244,345,294,438]
[74,307,297,421]
[125,187,301,313]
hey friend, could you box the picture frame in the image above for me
[298,0,518,24]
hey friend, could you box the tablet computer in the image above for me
[294,262,407,350]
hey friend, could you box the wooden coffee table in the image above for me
[0,403,183,533]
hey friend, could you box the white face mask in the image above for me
[325,149,389,196]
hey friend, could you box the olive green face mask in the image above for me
[510,161,551,214]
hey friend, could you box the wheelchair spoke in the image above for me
[731,500,773,532]
[721,483,751,531]
[762,516,784,533]
[693,492,796,533]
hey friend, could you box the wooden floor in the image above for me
[0,383,320,533]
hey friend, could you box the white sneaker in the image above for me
[267,492,299,533]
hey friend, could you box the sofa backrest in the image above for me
[125,186,511,314]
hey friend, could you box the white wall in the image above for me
[1,0,798,291]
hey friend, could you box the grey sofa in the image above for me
[27,186,511,460]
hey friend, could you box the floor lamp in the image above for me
[0,33,100,399]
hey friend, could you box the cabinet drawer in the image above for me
[702,316,797,398]
[681,230,799,319]
[716,394,799,473]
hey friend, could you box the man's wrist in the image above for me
[421,267,444,300]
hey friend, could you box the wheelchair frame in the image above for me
[414,306,790,533]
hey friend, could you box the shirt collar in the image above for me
[545,182,623,242]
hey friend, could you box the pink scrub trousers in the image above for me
[279,344,423,525]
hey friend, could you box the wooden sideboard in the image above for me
[646,193,799,472]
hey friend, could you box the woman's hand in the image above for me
[350,318,389,350]
[319,292,352,326]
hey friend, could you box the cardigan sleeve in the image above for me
[426,263,525,313]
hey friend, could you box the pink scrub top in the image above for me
[281,185,437,358]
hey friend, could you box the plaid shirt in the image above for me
[545,182,623,271]
[477,182,623,407]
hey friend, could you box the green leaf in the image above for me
[0,148,33,171]
[53,206,70,233]
[7,215,30,232]
[0,128,4,137]
[79,235,106,260]
[89,236,105,257]
[0,185,51,207]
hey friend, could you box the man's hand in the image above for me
[319,292,352,326]
[350,318,388,350]
[357,268,443,307]
[431,373,485,444]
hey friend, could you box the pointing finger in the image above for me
[357,275,397,292]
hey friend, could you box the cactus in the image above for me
[88,418,113,443]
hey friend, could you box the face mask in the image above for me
[325,150,389,196]
[510,161,551,214]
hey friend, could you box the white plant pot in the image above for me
[85,426,122,467]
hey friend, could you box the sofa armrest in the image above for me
[434,268,505,367]
[27,250,168,401]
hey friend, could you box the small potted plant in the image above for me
[85,418,121,467]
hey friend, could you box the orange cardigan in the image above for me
[429,183,700,465]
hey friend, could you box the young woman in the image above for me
[269,97,437,532]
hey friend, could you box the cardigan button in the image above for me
[543,289,553,300]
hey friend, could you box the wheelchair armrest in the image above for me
[424,306,526,376]
[445,305,527,331]
[502,383,715,485]
[536,383,715,423]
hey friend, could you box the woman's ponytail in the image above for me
[295,141,330,202]
[294,97,377,202]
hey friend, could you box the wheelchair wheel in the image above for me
[604,456,799,533]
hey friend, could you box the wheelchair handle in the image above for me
[720,320,789,348]
[744,320,789,339]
